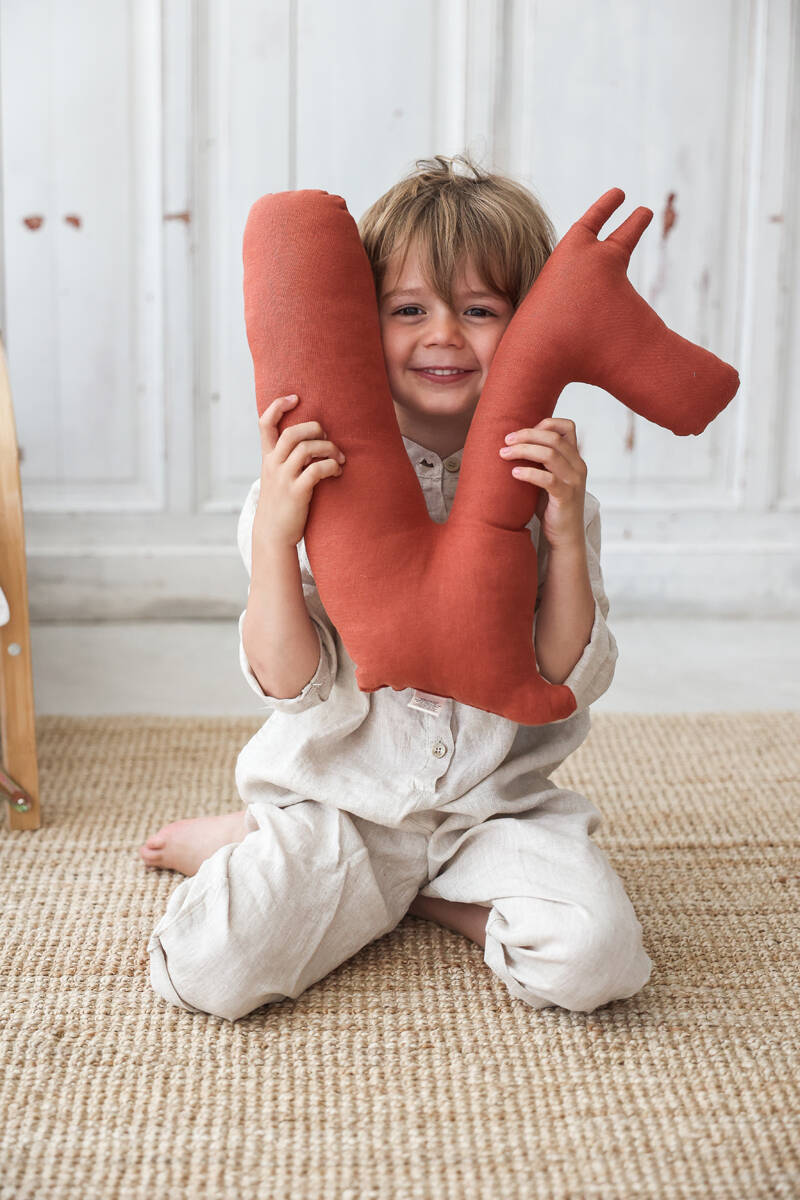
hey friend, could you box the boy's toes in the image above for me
[139,842,163,865]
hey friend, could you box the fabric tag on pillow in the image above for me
[408,690,447,716]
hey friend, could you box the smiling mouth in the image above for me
[412,367,476,379]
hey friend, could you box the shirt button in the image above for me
[444,457,460,473]
[431,740,447,758]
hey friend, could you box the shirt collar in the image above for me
[401,435,464,473]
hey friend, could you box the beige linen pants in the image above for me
[147,783,653,1022]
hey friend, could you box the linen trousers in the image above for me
[147,782,653,1022]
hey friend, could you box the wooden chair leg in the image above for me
[0,337,40,831]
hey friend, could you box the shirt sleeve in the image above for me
[235,478,338,714]
[531,490,618,713]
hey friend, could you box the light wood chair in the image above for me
[0,335,40,830]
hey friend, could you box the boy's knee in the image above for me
[147,923,286,1022]
[551,898,652,1012]
[487,889,652,1014]
[148,932,204,1016]
[145,849,286,1022]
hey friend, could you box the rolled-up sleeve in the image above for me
[531,491,618,713]
[235,479,338,714]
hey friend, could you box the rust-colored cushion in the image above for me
[242,187,739,724]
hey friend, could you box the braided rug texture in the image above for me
[1,712,798,1199]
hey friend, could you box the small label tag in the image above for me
[407,689,446,716]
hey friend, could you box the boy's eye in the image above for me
[392,305,495,317]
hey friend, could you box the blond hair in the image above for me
[357,153,557,311]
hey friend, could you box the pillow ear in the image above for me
[242,188,739,725]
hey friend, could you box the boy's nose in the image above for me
[425,320,463,343]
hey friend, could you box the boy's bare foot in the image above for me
[139,809,248,876]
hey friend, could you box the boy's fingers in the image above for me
[503,437,569,468]
[536,417,577,444]
[508,419,575,446]
[260,394,297,421]
[259,395,299,449]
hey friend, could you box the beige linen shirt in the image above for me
[233,435,618,833]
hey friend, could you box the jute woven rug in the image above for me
[1,712,798,1200]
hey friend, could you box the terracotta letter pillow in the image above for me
[242,187,739,724]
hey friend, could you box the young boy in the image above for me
[140,154,653,1022]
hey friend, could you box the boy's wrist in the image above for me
[542,534,586,560]
[251,526,300,567]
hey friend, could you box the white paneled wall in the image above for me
[2,0,165,510]
[0,0,797,620]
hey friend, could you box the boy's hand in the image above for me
[499,417,587,550]
[255,394,345,548]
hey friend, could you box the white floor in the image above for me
[29,618,800,715]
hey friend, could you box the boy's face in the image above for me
[378,239,514,459]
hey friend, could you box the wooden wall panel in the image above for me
[1,0,164,511]
[0,0,795,619]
